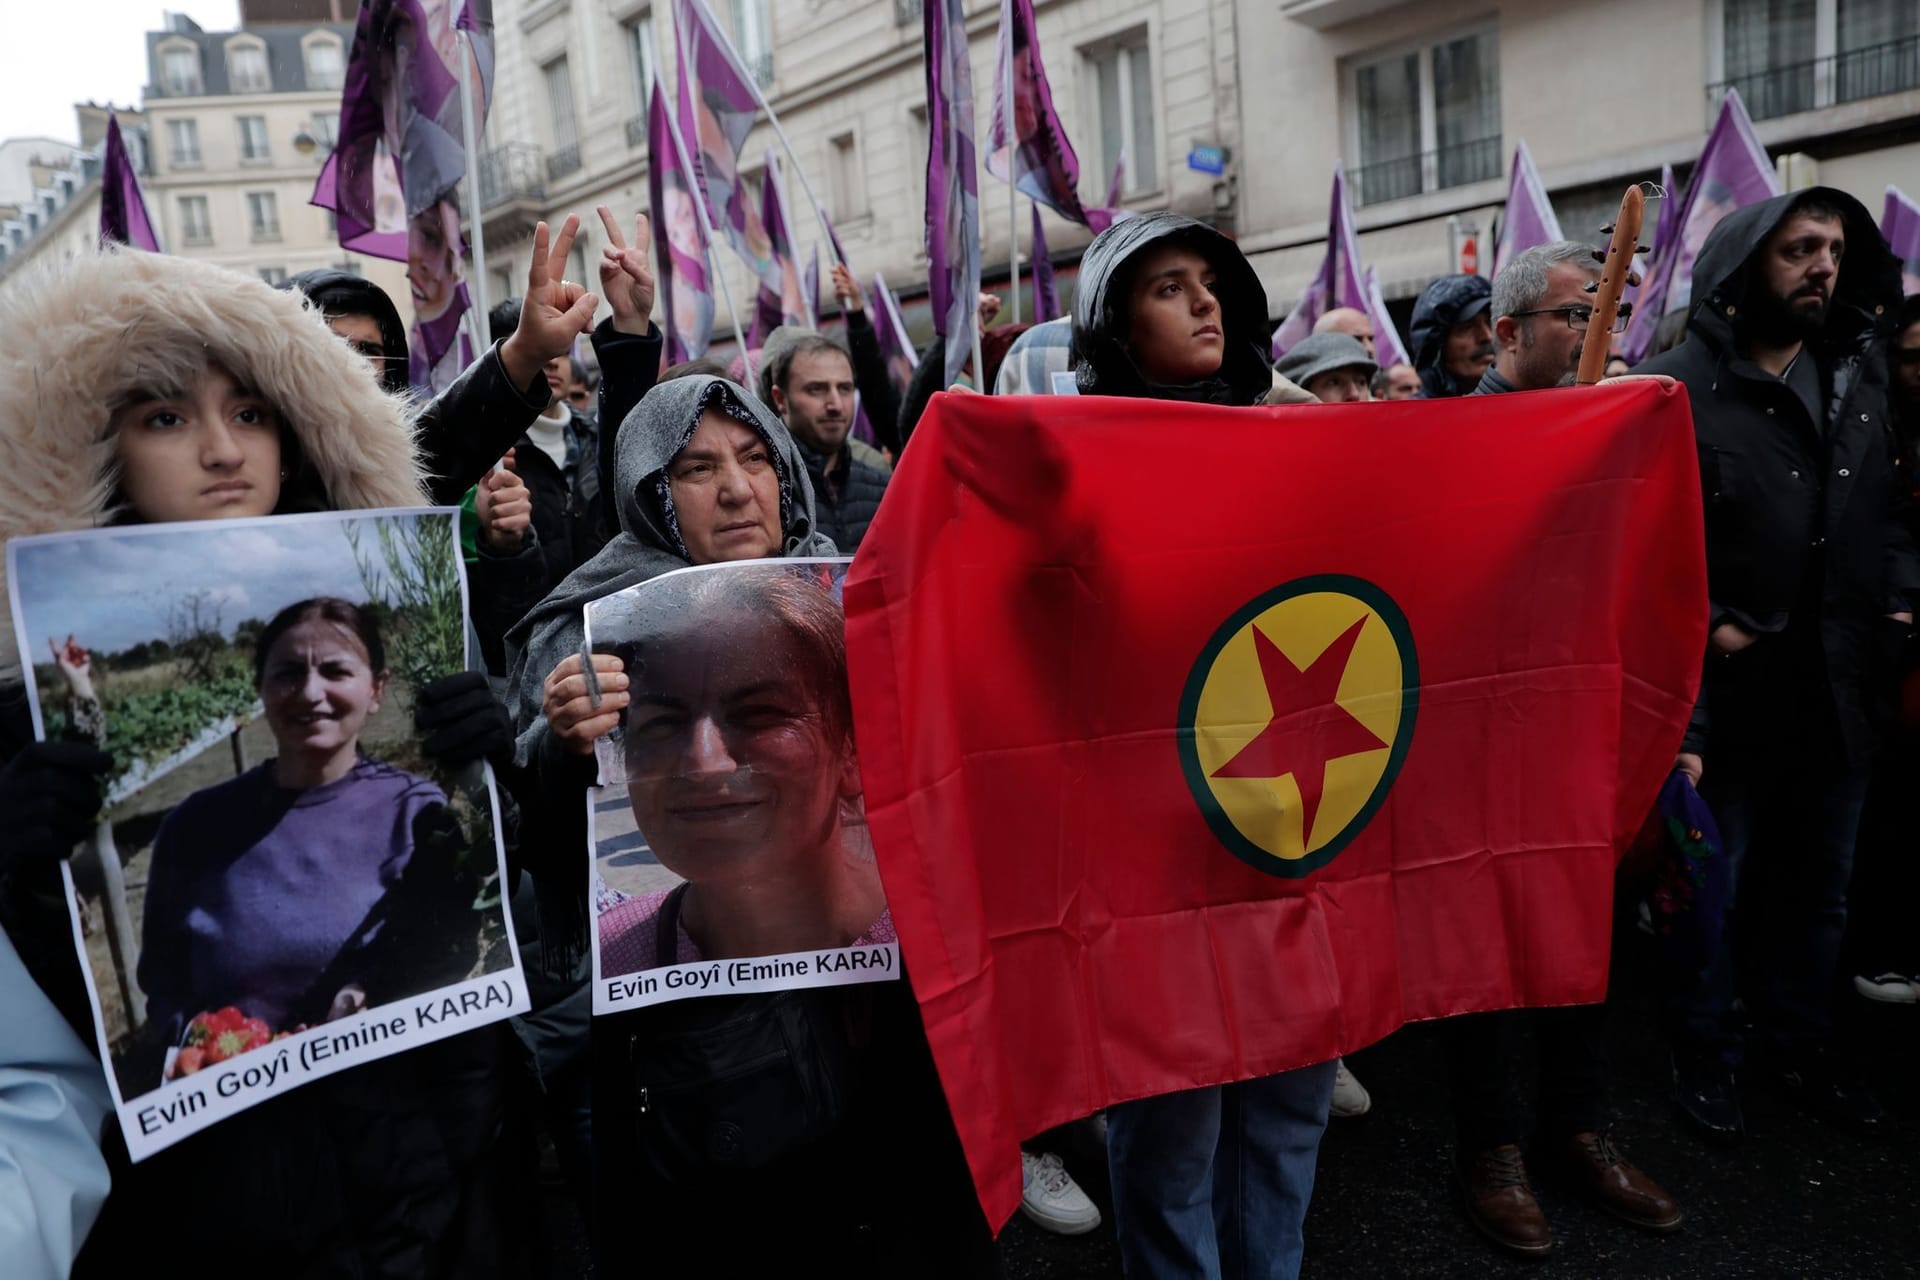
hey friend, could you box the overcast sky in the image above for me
[10,512,453,655]
[0,1,240,145]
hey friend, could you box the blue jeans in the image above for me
[1105,1062,1336,1280]
[1665,763,1869,1065]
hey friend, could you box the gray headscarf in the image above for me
[505,374,837,764]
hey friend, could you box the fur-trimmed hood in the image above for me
[0,248,429,679]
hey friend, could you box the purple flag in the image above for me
[748,150,812,347]
[925,0,983,384]
[1883,186,1920,296]
[1363,266,1411,369]
[805,243,821,324]
[313,0,493,260]
[1622,163,1678,325]
[987,0,1094,229]
[673,0,778,289]
[649,80,715,363]
[99,115,160,252]
[408,198,476,390]
[1270,165,1367,359]
[1104,147,1126,207]
[873,272,917,392]
[1622,89,1779,360]
[1030,202,1058,322]
[1492,140,1562,277]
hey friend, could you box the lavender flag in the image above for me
[748,150,812,347]
[987,0,1095,229]
[925,0,982,384]
[1363,267,1411,370]
[1883,186,1920,296]
[1105,147,1126,207]
[1271,165,1369,360]
[649,80,715,363]
[1030,202,1058,322]
[673,0,778,288]
[872,272,917,392]
[1492,140,1562,277]
[408,199,476,391]
[99,115,160,252]
[805,243,821,324]
[1623,90,1779,361]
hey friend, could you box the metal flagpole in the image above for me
[456,29,490,360]
[657,25,755,387]
[1003,11,1019,325]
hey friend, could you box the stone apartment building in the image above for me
[0,113,125,283]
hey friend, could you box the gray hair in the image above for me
[1490,240,1599,319]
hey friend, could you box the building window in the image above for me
[179,195,212,244]
[304,36,345,91]
[544,57,581,178]
[1349,27,1501,206]
[239,115,271,163]
[828,131,867,222]
[731,0,774,87]
[627,13,656,113]
[247,191,281,241]
[1087,36,1156,197]
[258,265,287,286]
[228,40,272,93]
[1718,0,1920,119]
[167,119,201,166]
[159,43,203,95]
[314,111,341,149]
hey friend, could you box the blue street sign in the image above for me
[1187,145,1226,176]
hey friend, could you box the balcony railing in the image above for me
[477,143,547,210]
[894,0,921,25]
[546,144,583,182]
[1350,135,1502,207]
[1708,35,1920,121]
[626,114,647,149]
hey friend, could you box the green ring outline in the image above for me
[1175,573,1419,879]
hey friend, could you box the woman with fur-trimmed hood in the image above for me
[0,248,535,1276]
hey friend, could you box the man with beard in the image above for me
[1637,189,1917,1142]
[1475,240,1608,394]
[767,333,891,552]
[1408,274,1495,397]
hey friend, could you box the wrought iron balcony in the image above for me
[1350,135,1502,207]
[1708,35,1920,121]
[627,114,647,149]
[546,144,583,182]
[476,143,547,211]
[894,0,921,25]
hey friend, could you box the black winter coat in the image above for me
[1638,187,1920,768]
[514,406,611,594]
[799,442,890,553]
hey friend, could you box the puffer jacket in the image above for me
[0,248,531,1278]
[1638,187,1919,768]
[799,441,890,552]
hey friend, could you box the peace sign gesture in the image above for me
[596,205,658,336]
[499,215,600,388]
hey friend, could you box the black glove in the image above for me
[0,741,112,877]
[415,672,515,768]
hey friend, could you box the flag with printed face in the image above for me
[313,0,493,260]
[1883,186,1920,296]
[873,272,918,392]
[649,80,715,363]
[748,149,812,348]
[673,0,776,287]
[1622,90,1779,361]
[99,115,161,252]
[844,384,1707,1225]
[924,0,983,384]
[1625,163,1681,324]
[1030,203,1058,322]
[1272,165,1409,366]
[987,0,1094,230]
[1492,141,1562,277]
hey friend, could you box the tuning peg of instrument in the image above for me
[1636,244,1651,254]
[1583,281,1600,294]
[1626,270,1643,287]
[1600,223,1616,235]
[1590,249,1609,263]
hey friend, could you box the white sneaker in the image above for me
[1330,1058,1372,1118]
[1853,973,1919,1004]
[1020,1150,1102,1236]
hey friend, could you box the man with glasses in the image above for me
[1438,240,1684,1260]
[1474,240,1630,395]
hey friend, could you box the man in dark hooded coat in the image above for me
[1408,273,1496,398]
[1636,187,1917,1142]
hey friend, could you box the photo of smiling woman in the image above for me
[138,596,481,1078]
[590,559,894,995]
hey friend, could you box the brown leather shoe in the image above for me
[1561,1132,1684,1233]
[1458,1144,1553,1257]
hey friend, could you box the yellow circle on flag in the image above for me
[1178,575,1417,876]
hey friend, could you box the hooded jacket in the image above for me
[1408,273,1493,399]
[1071,211,1273,405]
[1637,187,1918,766]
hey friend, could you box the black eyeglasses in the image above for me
[566,389,593,405]
[1506,303,1635,335]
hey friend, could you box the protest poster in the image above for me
[585,558,899,1014]
[6,509,525,1161]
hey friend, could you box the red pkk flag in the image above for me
[924,0,983,384]
[99,115,161,252]
[1882,185,1920,296]
[673,0,777,287]
[1491,140,1563,276]
[648,80,715,363]
[844,385,1707,1224]
[1029,203,1058,322]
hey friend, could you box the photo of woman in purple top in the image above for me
[595,564,890,979]
[138,597,481,1077]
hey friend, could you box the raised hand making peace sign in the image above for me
[596,205,658,336]
[498,215,601,388]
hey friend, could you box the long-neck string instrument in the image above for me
[1575,183,1649,385]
